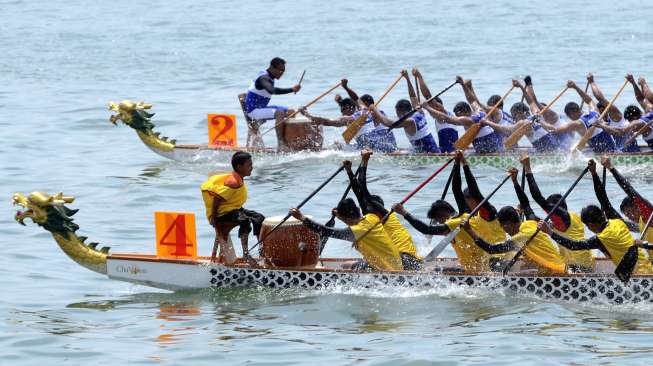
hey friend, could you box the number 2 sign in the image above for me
[155,212,197,259]
[208,114,237,147]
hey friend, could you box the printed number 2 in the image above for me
[211,115,234,146]
[159,215,193,256]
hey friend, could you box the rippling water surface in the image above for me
[3,0,653,364]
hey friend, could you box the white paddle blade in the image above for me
[424,227,459,262]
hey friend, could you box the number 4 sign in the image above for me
[155,212,197,259]
[208,114,237,147]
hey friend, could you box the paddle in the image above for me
[342,74,403,143]
[249,165,345,253]
[355,158,455,244]
[387,81,458,132]
[503,86,569,148]
[319,165,361,255]
[454,85,516,150]
[424,173,512,262]
[623,120,653,147]
[572,79,629,152]
[579,80,590,111]
[295,70,306,94]
[602,166,607,189]
[502,166,590,275]
[260,80,343,136]
[441,167,455,200]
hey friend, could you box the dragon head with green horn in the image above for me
[13,192,109,275]
[108,100,177,152]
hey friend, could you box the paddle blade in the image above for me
[572,125,595,152]
[615,245,638,283]
[504,124,530,148]
[454,124,481,150]
[342,112,368,143]
[424,227,459,262]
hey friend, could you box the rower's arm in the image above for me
[473,237,517,254]
[461,80,485,112]
[358,165,388,216]
[592,168,622,220]
[404,74,419,108]
[550,232,601,250]
[342,83,359,103]
[256,75,294,95]
[548,120,584,135]
[345,167,367,214]
[403,213,450,235]
[513,176,539,221]
[525,172,571,228]
[306,114,352,127]
[598,122,632,137]
[482,118,522,135]
[208,192,224,227]
[301,217,355,241]
[369,107,396,128]
[610,166,653,219]
[570,81,596,110]
[452,161,469,213]
[463,163,497,220]
[589,77,623,121]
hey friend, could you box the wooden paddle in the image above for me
[623,119,653,147]
[579,80,590,111]
[502,165,590,275]
[454,85,516,150]
[260,81,343,136]
[387,81,458,131]
[248,165,345,253]
[319,165,361,255]
[342,74,403,143]
[503,86,569,148]
[295,70,306,94]
[424,173,512,262]
[572,79,629,152]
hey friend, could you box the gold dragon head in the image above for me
[108,100,153,126]
[14,192,78,232]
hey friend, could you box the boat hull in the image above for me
[107,255,653,304]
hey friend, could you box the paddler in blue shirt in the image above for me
[412,68,459,152]
[543,80,617,153]
[369,70,440,153]
[244,57,301,151]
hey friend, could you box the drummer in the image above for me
[244,57,301,151]
[368,70,440,153]
[462,168,568,275]
[201,152,265,265]
[289,191,403,271]
[343,150,422,270]
[539,159,653,279]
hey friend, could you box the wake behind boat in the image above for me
[12,191,653,305]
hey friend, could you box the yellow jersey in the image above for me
[201,172,247,220]
[470,213,515,263]
[350,213,403,271]
[554,212,594,269]
[638,216,653,259]
[445,213,495,272]
[597,219,652,275]
[383,213,419,258]
[512,220,567,274]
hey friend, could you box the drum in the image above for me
[284,118,323,151]
[258,215,320,267]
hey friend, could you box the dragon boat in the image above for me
[14,191,653,305]
[107,100,653,168]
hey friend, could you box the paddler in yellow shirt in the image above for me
[540,159,653,281]
[520,154,594,272]
[201,151,265,265]
[392,153,500,272]
[289,195,402,272]
[462,168,568,275]
[343,149,421,270]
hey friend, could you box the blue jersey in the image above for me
[471,112,504,153]
[580,111,617,153]
[407,112,439,153]
[433,111,458,153]
[244,71,273,113]
[608,117,639,153]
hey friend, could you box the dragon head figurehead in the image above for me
[13,192,108,274]
[108,100,176,152]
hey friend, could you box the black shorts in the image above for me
[215,208,265,237]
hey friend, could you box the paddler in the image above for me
[300,79,397,152]
[201,152,265,265]
[244,57,302,151]
[627,74,653,113]
[412,68,459,152]
[543,80,617,153]
[520,155,594,272]
[462,167,568,275]
[539,159,653,277]
[343,150,422,270]
[587,73,640,152]
[392,152,507,272]
[368,70,440,153]
[600,156,653,258]
[289,200,403,272]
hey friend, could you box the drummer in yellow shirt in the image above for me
[201,152,265,265]
[290,198,403,272]
[462,168,568,275]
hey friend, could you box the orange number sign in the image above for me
[155,212,197,259]
[208,114,237,147]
